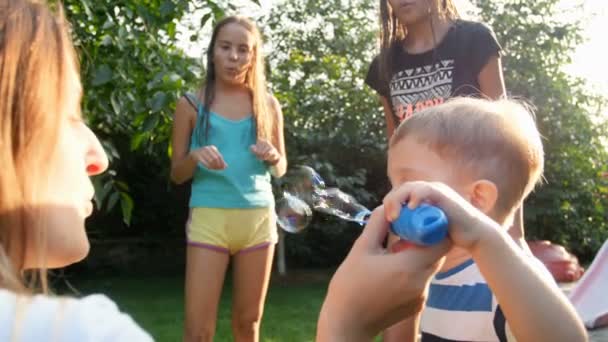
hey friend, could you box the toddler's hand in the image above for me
[383,181,499,251]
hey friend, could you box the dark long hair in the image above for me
[378,0,459,89]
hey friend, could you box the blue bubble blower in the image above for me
[389,203,449,246]
[311,188,448,246]
[277,165,448,246]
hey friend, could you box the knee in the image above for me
[184,324,215,342]
[232,309,263,335]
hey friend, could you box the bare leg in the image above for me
[231,245,275,342]
[183,246,229,342]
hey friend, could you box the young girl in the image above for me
[0,0,151,340]
[365,0,506,138]
[170,16,286,342]
[363,1,526,340]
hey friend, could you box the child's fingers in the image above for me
[356,206,390,252]
[386,182,439,212]
[208,151,221,167]
[197,154,211,168]
[250,144,270,160]
[383,187,412,221]
[390,239,417,253]
[265,148,278,161]
[388,239,451,271]
[206,148,227,169]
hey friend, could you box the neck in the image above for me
[402,15,452,53]
[215,79,248,94]
[440,246,472,272]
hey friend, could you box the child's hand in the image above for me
[250,139,281,165]
[189,145,227,170]
[383,181,499,252]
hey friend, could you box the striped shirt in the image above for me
[421,258,554,342]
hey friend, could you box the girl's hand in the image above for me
[250,139,281,165]
[189,145,227,170]
[317,206,449,341]
[383,181,499,252]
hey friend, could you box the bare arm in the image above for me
[316,206,447,342]
[170,97,198,184]
[478,55,506,100]
[269,95,287,177]
[380,95,416,342]
[472,226,587,342]
[380,96,396,141]
[383,181,587,342]
[383,315,419,342]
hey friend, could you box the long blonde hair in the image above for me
[0,0,77,293]
[197,16,273,145]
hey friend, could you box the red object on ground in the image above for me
[528,240,585,282]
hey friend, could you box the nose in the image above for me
[84,125,109,176]
[228,48,238,61]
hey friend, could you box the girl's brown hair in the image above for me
[378,0,459,89]
[197,16,273,145]
[0,0,78,293]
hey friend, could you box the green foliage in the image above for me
[67,0,607,267]
[265,0,386,201]
[64,0,228,227]
[474,0,608,259]
[263,0,390,264]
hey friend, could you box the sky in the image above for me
[563,0,607,94]
[178,0,608,104]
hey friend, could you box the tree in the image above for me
[474,0,608,259]
[63,0,247,231]
[263,0,388,268]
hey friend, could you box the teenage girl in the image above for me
[0,1,151,340]
[170,16,286,342]
[363,1,528,340]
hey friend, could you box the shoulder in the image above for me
[266,93,280,107]
[266,93,283,118]
[0,291,152,342]
[449,20,502,66]
[452,19,496,36]
[369,53,381,65]
[175,92,200,120]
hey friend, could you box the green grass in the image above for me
[66,274,329,342]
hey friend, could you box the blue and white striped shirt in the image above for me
[421,258,554,342]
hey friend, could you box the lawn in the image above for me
[59,272,608,342]
[65,272,331,342]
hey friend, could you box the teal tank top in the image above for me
[186,94,273,208]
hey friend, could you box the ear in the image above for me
[468,179,498,215]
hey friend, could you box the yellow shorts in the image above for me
[186,207,278,255]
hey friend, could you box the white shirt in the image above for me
[0,289,153,341]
